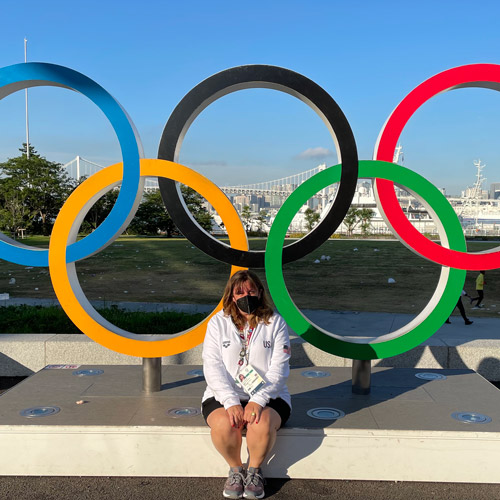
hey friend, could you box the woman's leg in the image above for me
[245,406,282,468]
[207,408,243,467]
[476,290,484,307]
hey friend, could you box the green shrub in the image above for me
[0,305,207,334]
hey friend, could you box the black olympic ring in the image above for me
[158,64,358,268]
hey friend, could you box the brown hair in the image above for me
[222,270,274,330]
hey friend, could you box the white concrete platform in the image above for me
[0,365,499,482]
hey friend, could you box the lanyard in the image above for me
[238,326,254,367]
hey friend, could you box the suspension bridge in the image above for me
[63,156,159,192]
[220,164,331,197]
[63,157,336,199]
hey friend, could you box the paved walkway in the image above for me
[3,297,500,343]
[1,475,498,499]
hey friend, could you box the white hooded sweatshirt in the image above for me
[202,310,291,410]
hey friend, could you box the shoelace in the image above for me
[245,471,264,487]
[228,470,245,485]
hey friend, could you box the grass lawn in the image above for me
[1,235,500,319]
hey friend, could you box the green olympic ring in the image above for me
[265,160,466,360]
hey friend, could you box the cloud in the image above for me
[296,147,334,160]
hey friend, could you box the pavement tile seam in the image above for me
[422,385,439,403]
[367,407,381,430]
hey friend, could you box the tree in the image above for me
[0,144,74,236]
[343,207,360,236]
[255,210,268,235]
[129,190,177,236]
[80,185,119,234]
[341,207,375,236]
[304,208,320,232]
[241,205,252,231]
[128,185,213,237]
[358,208,375,236]
[0,178,31,238]
[181,186,213,232]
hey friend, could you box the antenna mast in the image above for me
[393,144,404,164]
[24,37,30,159]
[459,160,486,223]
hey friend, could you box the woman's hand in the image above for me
[226,404,244,428]
[244,402,263,424]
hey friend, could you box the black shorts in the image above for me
[202,397,291,428]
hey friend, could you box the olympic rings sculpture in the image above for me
[1,62,498,360]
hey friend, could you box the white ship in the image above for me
[315,145,439,236]
[319,149,500,237]
[450,160,500,235]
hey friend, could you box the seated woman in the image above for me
[202,270,291,499]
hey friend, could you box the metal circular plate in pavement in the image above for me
[187,369,204,377]
[20,406,61,418]
[167,407,201,418]
[73,369,104,376]
[415,372,447,381]
[307,407,345,420]
[301,370,331,378]
[451,411,492,424]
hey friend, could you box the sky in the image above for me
[1,0,500,195]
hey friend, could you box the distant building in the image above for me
[233,195,250,208]
[490,182,500,199]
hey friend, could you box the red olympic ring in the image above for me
[374,63,500,270]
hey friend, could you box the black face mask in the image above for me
[236,295,261,315]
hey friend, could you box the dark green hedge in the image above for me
[0,305,206,334]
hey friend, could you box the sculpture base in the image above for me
[0,365,499,483]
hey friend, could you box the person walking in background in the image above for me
[445,290,473,325]
[470,271,486,309]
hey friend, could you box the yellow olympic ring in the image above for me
[48,159,248,357]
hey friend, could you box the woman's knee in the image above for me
[247,408,281,436]
[208,409,240,437]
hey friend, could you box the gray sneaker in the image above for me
[244,467,265,499]
[223,466,246,499]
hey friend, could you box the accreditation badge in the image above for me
[235,364,266,396]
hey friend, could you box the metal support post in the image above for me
[352,359,371,395]
[142,357,161,393]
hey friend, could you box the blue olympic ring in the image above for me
[0,62,142,267]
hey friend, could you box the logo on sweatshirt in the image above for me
[263,340,271,348]
[223,341,230,348]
